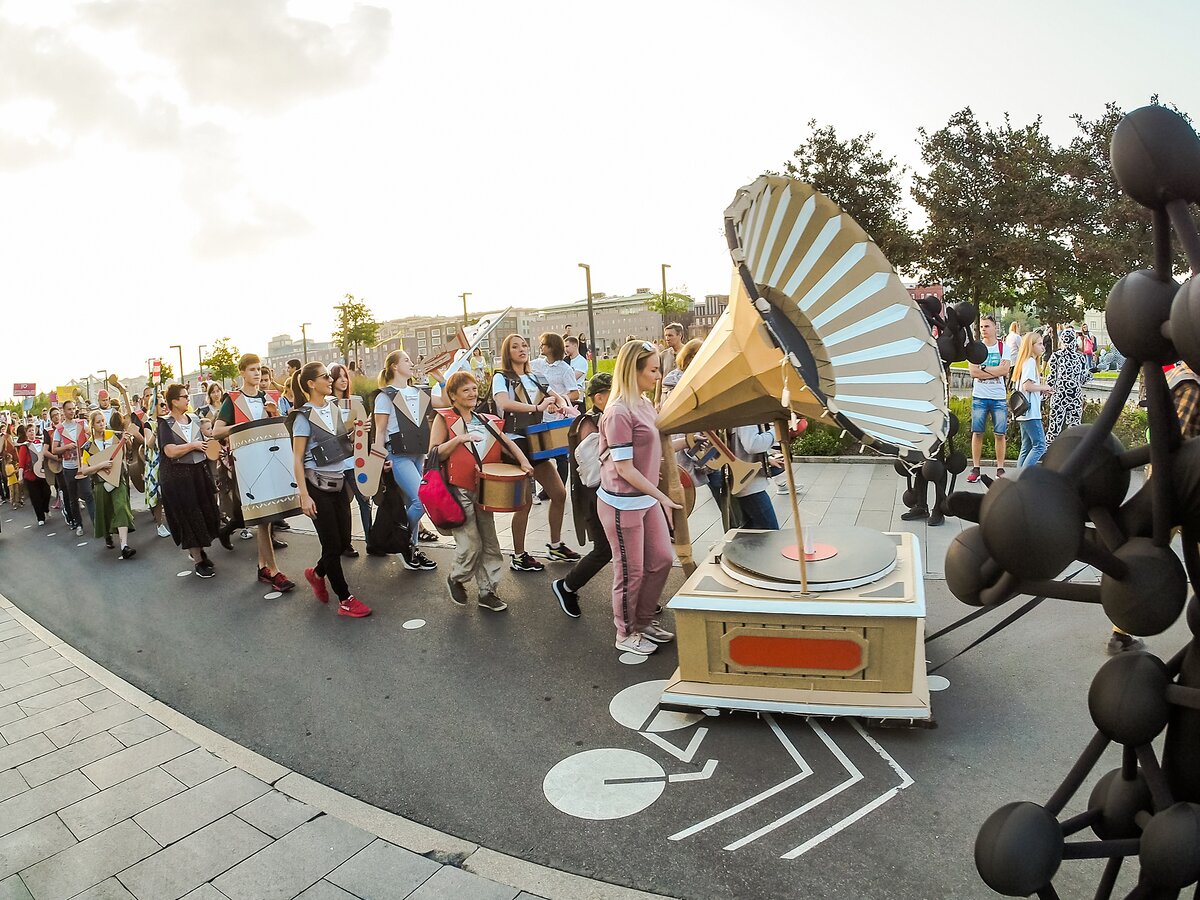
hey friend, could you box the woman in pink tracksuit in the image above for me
[597,340,682,657]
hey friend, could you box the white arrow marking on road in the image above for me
[724,719,861,851]
[643,728,709,763]
[780,721,913,858]
[670,713,813,842]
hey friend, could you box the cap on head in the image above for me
[587,372,613,397]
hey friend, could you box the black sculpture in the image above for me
[897,298,986,526]
[946,104,1200,899]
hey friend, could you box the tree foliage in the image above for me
[647,290,693,321]
[333,294,380,365]
[202,338,241,386]
[780,120,920,272]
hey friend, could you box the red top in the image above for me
[437,409,503,491]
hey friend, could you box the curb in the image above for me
[0,591,671,900]
[792,455,1008,466]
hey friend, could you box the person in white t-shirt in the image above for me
[1012,331,1053,468]
[967,315,1014,482]
[1004,322,1021,361]
[491,334,579,572]
[565,335,589,390]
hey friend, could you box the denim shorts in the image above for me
[971,397,1008,434]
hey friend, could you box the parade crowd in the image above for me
[1,324,790,658]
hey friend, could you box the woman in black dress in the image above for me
[157,383,220,577]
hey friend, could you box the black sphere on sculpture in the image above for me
[1138,803,1200,889]
[1106,269,1179,364]
[1110,105,1200,209]
[1087,652,1171,746]
[944,526,998,607]
[974,802,1063,897]
[1169,276,1200,375]
[1041,426,1129,512]
[1100,538,1188,636]
[979,469,1085,581]
[1088,768,1154,840]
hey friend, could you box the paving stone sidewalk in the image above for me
[0,597,662,900]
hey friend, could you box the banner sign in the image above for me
[55,385,82,403]
[23,397,33,412]
[151,359,162,385]
[12,383,35,397]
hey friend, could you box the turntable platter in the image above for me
[720,527,897,592]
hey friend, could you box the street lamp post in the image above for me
[578,263,597,377]
[198,345,207,381]
[169,345,184,386]
[300,323,311,363]
[96,370,108,389]
[459,293,471,328]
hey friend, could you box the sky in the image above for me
[2,0,1198,397]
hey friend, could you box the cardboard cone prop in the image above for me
[659,177,948,463]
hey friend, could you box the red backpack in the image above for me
[418,449,466,531]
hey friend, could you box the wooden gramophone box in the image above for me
[661,531,930,720]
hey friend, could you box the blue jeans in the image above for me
[387,453,424,550]
[1017,418,1046,468]
[737,489,779,530]
[971,397,1008,435]
[346,475,372,544]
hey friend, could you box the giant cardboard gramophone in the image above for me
[657,176,949,720]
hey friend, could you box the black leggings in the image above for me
[58,470,82,528]
[25,478,51,523]
[311,479,352,601]
[564,489,612,593]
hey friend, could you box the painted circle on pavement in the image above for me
[618,652,648,666]
[263,591,283,600]
[609,680,705,733]
[543,749,665,820]
[176,571,191,577]
[928,674,951,692]
[402,619,426,630]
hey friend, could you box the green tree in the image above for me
[158,362,175,383]
[779,120,920,272]
[332,294,380,366]
[647,291,693,322]
[913,108,1012,316]
[202,338,241,386]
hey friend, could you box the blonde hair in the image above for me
[1010,331,1043,392]
[89,410,107,435]
[378,350,410,388]
[237,353,260,372]
[676,338,703,372]
[610,340,658,405]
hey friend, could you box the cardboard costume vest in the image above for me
[500,372,548,436]
[226,390,281,425]
[301,401,353,467]
[437,408,503,491]
[384,385,436,456]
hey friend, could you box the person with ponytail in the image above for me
[429,370,534,612]
[491,333,580,573]
[291,362,371,617]
[598,340,681,657]
[1011,330,1052,468]
[373,349,440,572]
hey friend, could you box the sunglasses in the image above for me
[642,341,655,352]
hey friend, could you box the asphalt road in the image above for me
[1,503,1188,900]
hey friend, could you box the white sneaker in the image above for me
[643,623,675,643]
[776,481,791,495]
[240,528,254,540]
[157,523,171,538]
[615,633,658,656]
[75,525,84,537]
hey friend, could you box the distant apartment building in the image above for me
[691,294,728,338]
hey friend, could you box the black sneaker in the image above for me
[105,535,115,549]
[478,592,508,612]
[273,520,292,531]
[547,543,581,562]
[900,507,929,521]
[271,537,288,550]
[447,577,468,606]
[511,552,544,573]
[218,527,233,551]
[965,467,980,484]
[414,549,437,570]
[195,559,216,578]
[119,546,136,560]
[552,579,581,618]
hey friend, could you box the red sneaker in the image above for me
[272,571,296,593]
[304,567,329,603]
[257,566,275,586]
[338,596,372,617]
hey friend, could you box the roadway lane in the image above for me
[0,503,1181,899]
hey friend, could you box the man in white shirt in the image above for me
[565,336,588,390]
[967,315,1013,482]
[52,400,90,535]
[731,425,780,530]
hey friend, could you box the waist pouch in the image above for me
[305,469,345,493]
[388,430,427,456]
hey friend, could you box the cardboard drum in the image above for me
[228,418,300,525]
[526,419,572,460]
[478,463,531,512]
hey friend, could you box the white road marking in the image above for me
[643,728,709,763]
[176,571,191,577]
[927,674,950,692]
[543,749,666,820]
[609,680,704,734]
[402,619,426,630]
[671,714,813,842]
[618,652,649,665]
[668,759,719,782]
[263,591,283,600]
[724,720,861,851]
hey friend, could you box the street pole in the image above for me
[198,346,207,381]
[578,263,597,377]
[661,262,671,326]
[300,323,311,363]
[169,345,183,386]
[459,293,471,328]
